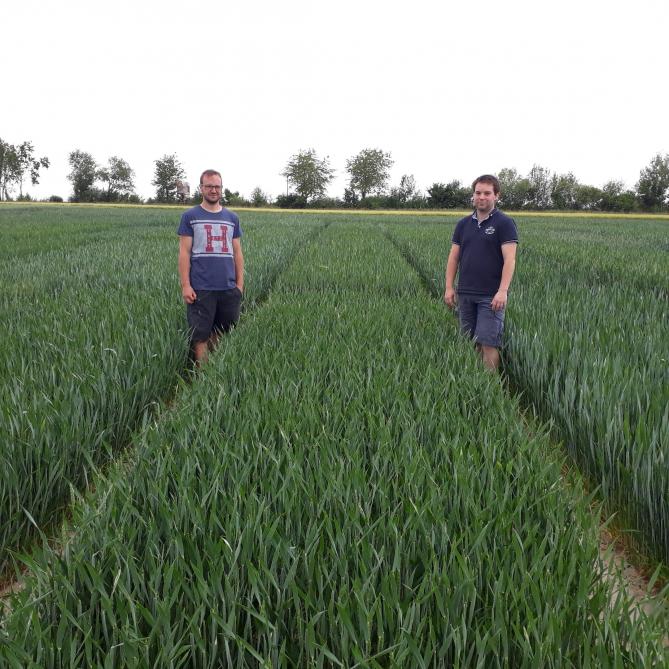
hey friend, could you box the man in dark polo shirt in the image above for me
[444,174,518,370]
[178,169,244,365]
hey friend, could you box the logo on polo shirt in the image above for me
[484,226,495,235]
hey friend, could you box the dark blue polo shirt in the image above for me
[452,209,518,295]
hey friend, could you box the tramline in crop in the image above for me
[386,213,669,566]
[1,214,666,667]
[0,206,321,577]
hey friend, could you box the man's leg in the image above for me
[193,340,209,364]
[187,290,215,366]
[480,345,500,370]
[212,288,242,341]
[473,296,505,372]
[457,294,477,341]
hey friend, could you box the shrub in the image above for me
[276,193,307,208]
[307,197,343,209]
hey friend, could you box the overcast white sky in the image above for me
[3,0,668,201]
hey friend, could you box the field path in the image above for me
[384,223,669,629]
[2,214,666,665]
[0,214,332,612]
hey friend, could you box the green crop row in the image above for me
[2,221,666,666]
[0,207,321,576]
[385,214,669,564]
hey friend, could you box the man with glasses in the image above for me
[178,169,244,364]
[444,174,518,371]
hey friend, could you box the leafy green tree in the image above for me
[97,156,135,201]
[189,186,202,205]
[427,181,470,208]
[343,187,359,207]
[600,180,637,212]
[346,148,393,199]
[223,188,246,207]
[636,153,669,210]
[0,139,49,200]
[282,149,334,202]
[68,150,98,202]
[14,142,50,197]
[152,153,185,202]
[551,172,580,210]
[574,184,603,211]
[389,174,419,206]
[250,187,269,207]
[497,168,530,209]
[0,139,18,200]
[426,183,447,207]
[526,164,553,209]
[387,175,417,208]
[276,193,307,208]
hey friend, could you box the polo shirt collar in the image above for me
[472,208,497,225]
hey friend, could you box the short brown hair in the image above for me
[472,174,500,195]
[200,169,222,185]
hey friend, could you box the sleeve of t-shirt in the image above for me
[499,217,519,245]
[177,211,193,236]
[232,212,242,239]
[452,219,464,245]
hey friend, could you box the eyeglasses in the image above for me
[201,185,222,191]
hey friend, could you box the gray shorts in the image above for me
[457,293,505,348]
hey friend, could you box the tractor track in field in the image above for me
[384,226,669,632]
[1,221,333,622]
[2,220,665,644]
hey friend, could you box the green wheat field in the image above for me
[0,204,667,667]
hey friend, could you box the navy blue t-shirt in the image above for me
[452,209,518,295]
[177,205,242,290]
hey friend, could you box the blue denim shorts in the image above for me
[457,293,505,348]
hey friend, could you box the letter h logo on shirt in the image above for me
[204,224,230,253]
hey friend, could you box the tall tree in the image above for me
[497,168,531,209]
[0,139,49,200]
[97,156,135,201]
[0,139,18,200]
[388,175,419,208]
[346,148,393,199]
[550,172,580,210]
[426,181,470,208]
[636,153,669,210]
[574,184,603,211]
[281,149,333,202]
[152,154,186,202]
[68,150,98,201]
[526,164,553,209]
[395,174,419,204]
[250,187,269,206]
[600,180,637,212]
[15,142,50,197]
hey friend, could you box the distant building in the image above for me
[176,180,190,203]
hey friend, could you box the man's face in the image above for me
[473,181,498,215]
[201,176,223,205]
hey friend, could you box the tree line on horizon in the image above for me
[1,137,669,212]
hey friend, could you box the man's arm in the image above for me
[491,242,517,311]
[232,238,244,293]
[444,244,460,308]
[178,235,197,304]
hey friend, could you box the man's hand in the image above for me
[182,285,197,304]
[491,289,508,311]
[444,287,457,309]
